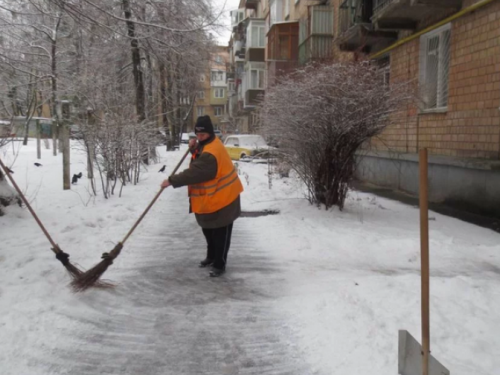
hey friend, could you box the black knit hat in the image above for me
[194,115,214,135]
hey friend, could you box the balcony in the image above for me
[246,19,266,62]
[242,62,265,108]
[298,6,334,65]
[245,0,259,10]
[337,0,396,53]
[267,21,299,62]
[372,0,462,30]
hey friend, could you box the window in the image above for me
[197,106,204,117]
[230,9,245,28]
[270,0,283,27]
[199,74,205,82]
[248,21,265,48]
[215,55,223,64]
[214,107,224,116]
[250,69,265,89]
[285,0,289,17]
[225,137,238,146]
[214,88,225,98]
[198,91,205,99]
[211,70,224,82]
[419,23,451,110]
[228,82,235,92]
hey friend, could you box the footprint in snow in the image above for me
[84,221,97,228]
[61,225,76,233]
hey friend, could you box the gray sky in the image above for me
[212,0,241,45]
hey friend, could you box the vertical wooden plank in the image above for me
[419,148,430,375]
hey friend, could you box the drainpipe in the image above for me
[370,0,497,59]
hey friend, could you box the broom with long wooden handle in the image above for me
[0,157,84,279]
[71,148,191,292]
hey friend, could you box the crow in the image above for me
[158,165,166,173]
[34,162,42,167]
[71,172,83,184]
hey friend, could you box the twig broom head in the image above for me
[54,247,84,279]
[70,242,123,292]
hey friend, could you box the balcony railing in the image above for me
[372,0,462,30]
[338,0,397,53]
[339,0,371,35]
[298,6,334,65]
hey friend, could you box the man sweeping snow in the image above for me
[161,116,243,277]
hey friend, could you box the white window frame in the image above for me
[247,20,266,48]
[249,69,265,90]
[198,90,205,99]
[214,107,224,117]
[211,70,224,82]
[214,88,225,98]
[230,9,245,28]
[197,106,204,117]
[419,23,451,111]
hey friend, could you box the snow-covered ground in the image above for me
[1,140,499,375]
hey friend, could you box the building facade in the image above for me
[192,45,229,132]
[225,0,500,216]
[337,0,500,217]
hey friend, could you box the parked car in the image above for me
[180,133,190,143]
[223,134,274,161]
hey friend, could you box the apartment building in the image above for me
[192,46,229,132]
[226,0,500,216]
[337,0,500,217]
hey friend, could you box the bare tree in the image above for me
[0,0,221,209]
[259,61,413,210]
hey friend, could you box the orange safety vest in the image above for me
[188,138,244,214]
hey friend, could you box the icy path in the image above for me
[24,186,309,375]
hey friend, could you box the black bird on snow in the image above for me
[72,172,83,184]
[34,162,42,167]
[158,165,166,173]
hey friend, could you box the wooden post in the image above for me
[36,120,41,160]
[61,102,71,190]
[419,148,430,375]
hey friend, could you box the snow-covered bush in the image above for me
[259,61,412,210]
[0,169,20,216]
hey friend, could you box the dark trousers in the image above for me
[202,223,233,270]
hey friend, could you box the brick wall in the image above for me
[370,1,500,159]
